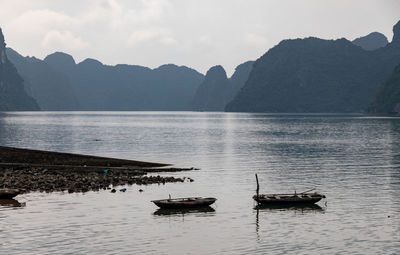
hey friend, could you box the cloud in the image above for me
[7,9,77,32]
[127,29,161,45]
[132,0,171,23]
[82,0,170,29]
[42,30,88,51]
[199,35,212,45]
[244,33,269,46]
[126,28,176,46]
[160,36,177,45]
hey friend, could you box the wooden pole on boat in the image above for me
[255,174,260,198]
[299,188,315,194]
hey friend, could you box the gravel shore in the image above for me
[0,146,196,194]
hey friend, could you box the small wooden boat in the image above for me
[151,196,217,209]
[0,188,20,199]
[253,174,325,206]
[253,192,325,205]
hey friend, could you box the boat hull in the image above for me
[154,207,215,216]
[255,204,323,211]
[152,197,217,209]
[253,193,325,206]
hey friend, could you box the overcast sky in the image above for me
[0,0,399,76]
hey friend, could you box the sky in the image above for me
[0,0,399,76]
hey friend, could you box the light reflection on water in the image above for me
[0,112,399,254]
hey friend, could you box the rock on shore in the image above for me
[0,146,196,194]
[0,167,185,194]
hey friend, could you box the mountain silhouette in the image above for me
[191,61,254,111]
[0,28,39,111]
[226,20,400,113]
[7,48,79,110]
[352,32,388,51]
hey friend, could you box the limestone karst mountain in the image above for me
[6,48,79,110]
[352,32,388,51]
[191,61,254,111]
[0,28,39,111]
[226,20,400,113]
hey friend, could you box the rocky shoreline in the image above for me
[0,167,188,194]
[0,146,197,194]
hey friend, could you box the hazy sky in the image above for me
[0,0,399,76]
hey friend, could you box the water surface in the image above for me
[0,112,399,254]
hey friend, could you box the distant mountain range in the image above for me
[41,52,204,111]
[0,28,38,111]
[6,46,252,112]
[226,21,400,113]
[1,20,400,113]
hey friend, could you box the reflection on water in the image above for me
[0,199,26,208]
[255,204,325,237]
[153,206,216,216]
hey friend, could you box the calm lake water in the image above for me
[0,112,399,254]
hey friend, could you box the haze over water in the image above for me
[0,112,399,254]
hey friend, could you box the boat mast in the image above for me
[255,174,260,199]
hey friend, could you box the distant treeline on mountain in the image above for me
[369,63,400,114]
[226,21,400,113]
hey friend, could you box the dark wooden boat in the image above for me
[253,174,325,206]
[253,192,325,205]
[151,197,217,209]
[0,188,20,199]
